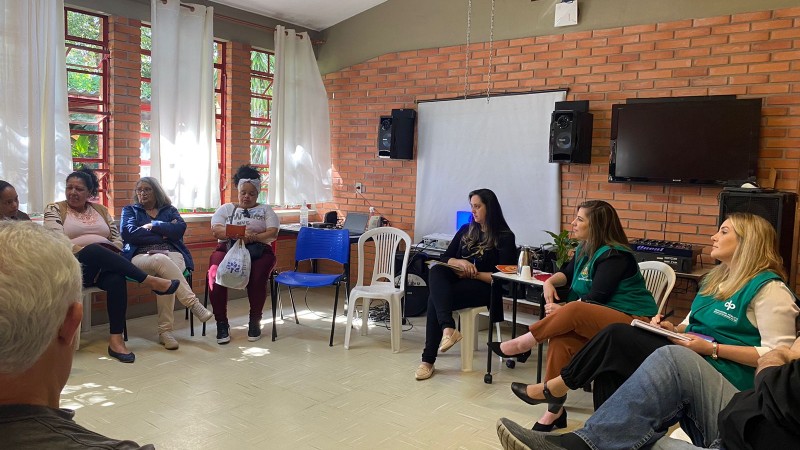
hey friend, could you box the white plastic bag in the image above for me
[215,239,251,289]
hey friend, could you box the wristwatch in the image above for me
[711,341,719,360]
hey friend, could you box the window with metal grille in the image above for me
[250,49,274,204]
[65,7,109,204]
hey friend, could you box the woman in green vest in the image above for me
[489,200,657,431]
[511,212,799,429]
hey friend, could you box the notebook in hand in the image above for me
[631,319,690,341]
[225,224,246,239]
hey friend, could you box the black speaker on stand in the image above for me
[718,190,797,279]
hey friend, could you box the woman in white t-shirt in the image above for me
[209,165,279,344]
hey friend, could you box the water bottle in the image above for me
[299,201,309,227]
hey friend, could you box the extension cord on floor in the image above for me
[366,305,411,326]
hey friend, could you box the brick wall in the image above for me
[107,16,142,216]
[323,7,800,320]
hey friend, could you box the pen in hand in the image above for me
[651,309,675,327]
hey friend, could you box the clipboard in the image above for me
[426,260,464,272]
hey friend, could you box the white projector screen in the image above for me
[414,91,565,247]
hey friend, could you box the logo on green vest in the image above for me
[724,300,736,311]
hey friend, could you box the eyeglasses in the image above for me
[242,209,250,218]
[136,188,153,194]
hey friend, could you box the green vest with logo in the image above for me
[686,270,781,391]
[567,244,657,317]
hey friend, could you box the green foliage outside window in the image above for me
[250,49,274,203]
[66,9,107,167]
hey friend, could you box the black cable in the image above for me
[355,189,390,226]
[363,303,415,332]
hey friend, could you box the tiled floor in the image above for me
[64,288,592,449]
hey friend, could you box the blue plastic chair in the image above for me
[273,227,350,346]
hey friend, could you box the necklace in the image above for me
[68,204,98,225]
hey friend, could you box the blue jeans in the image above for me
[572,346,740,450]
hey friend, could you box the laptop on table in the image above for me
[341,212,369,237]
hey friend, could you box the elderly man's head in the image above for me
[0,221,82,374]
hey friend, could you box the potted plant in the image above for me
[544,229,578,273]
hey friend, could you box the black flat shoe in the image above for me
[107,346,135,363]
[511,381,567,410]
[488,342,532,363]
[532,408,568,432]
[153,279,180,295]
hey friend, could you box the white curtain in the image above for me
[150,0,218,209]
[268,25,332,206]
[0,0,72,213]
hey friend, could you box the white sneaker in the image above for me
[190,302,213,322]
[159,331,179,350]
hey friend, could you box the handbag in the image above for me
[225,205,265,260]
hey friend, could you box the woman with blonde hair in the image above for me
[512,212,799,419]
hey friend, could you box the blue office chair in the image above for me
[273,227,350,346]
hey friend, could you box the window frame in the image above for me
[250,48,274,203]
[65,7,110,205]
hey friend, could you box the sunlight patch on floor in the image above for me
[60,383,134,410]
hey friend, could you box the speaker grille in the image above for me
[377,116,392,158]
[549,110,593,164]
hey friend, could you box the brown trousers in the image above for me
[529,302,649,381]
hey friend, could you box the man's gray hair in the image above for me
[0,222,82,373]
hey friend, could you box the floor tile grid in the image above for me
[65,288,592,449]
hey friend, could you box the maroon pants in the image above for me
[208,242,276,323]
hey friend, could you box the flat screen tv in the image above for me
[609,97,761,186]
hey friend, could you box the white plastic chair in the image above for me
[344,226,411,353]
[638,261,676,315]
[453,306,488,372]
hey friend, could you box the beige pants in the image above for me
[132,252,198,333]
